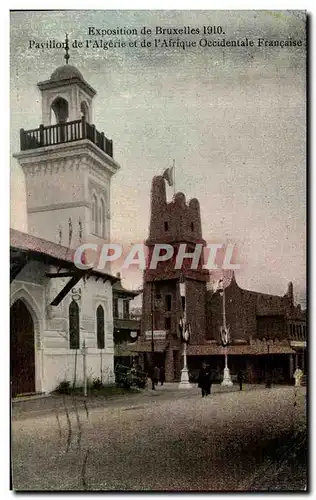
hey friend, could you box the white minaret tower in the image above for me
[13,35,120,253]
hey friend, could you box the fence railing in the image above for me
[20,117,113,157]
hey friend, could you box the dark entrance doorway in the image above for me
[11,300,35,397]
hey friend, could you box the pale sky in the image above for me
[10,10,306,306]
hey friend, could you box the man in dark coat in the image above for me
[197,362,212,397]
[159,366,165,386]
[151,365,160,390]
[237,370,244,391]
[265,371,272,388]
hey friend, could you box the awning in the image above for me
[187,344,296,356]
[114,318,141,331]
[123,341,168,353]
[117,341,296,357]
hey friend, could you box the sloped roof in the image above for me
[11,228,75,264]
[10,228,118,283]
[208,271,295,310]
[113,279,141,298]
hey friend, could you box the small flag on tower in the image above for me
[162,165,174,187]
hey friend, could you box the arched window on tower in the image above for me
[100,198,106,238]
[92,194,98,234]
[96,305,105,349]
[69,300,80,349]
[50,97,69,144]
[51,97,69,125]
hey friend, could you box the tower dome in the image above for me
[50,64,83,82]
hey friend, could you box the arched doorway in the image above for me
[11,300,35,396]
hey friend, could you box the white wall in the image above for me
[10,159,28,233]
[28,205,87,247]
[43,351,114,393]
[11,262,115,394]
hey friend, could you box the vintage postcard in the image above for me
[10,10,307,491]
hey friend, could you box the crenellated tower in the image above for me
[141,175,209,381]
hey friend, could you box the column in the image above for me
[145,352,152,374]
[165,346,174,382]
[221,348,233,386]
[246,359,254,384]
[289,354,294,382]
[139,353,145,371]
[178,342,192,388]
[174,351,181,381]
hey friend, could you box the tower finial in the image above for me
[64,33,70,64]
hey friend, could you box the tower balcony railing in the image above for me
[20,117,113,157]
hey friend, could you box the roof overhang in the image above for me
[37,77,96,98]
[187,344,296,356]
[13,139,120,176]
[114,318,141,330]
[10,249,28,283]
[10,229,119,303]
[125,341,168,353]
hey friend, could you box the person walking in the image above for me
[197,361,212,398]
[159,365,165,386]
[151,365,160,390]
[237,370,244,391]
[265,371,272,388]
[294,367,303,387]
[149,364,155,390]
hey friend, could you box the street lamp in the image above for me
[178,318,192,388]
[219,278,233,386]
[178,280,192,388]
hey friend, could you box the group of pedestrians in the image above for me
[197,362,246,398]
[148,361,277,396]
[149,361,247,395]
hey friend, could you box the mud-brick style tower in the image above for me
[140,176,209,381]
[13,59,120,268]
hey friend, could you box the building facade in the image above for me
[11,60,120,396]
[113,274,141,366]
[130,175,307,384]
